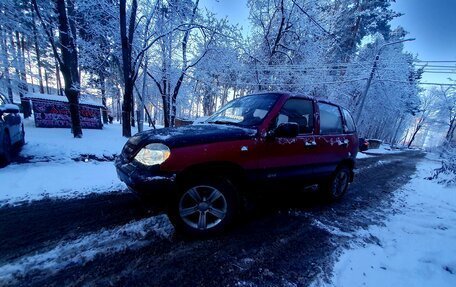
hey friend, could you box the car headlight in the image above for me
[134,143,171,166]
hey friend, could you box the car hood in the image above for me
[121,124,257,159]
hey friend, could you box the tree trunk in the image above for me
[55,0,82,137]
[20,34,32,117]
[31,5,44,94]
[445,117,456,142]
[11,32,31,117]
[161,79,170,128]
[55,59,62,95]
[44,68,50,94]
[131,90,135,127]
[1,31,13,102]
[27,48,35,93]
[391,115,404,146]
[100,74,108,124]
[138,60,148,132]
[117,96,121,122]
[119,0,137,137]
[408,124,422,148]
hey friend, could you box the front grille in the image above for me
[121,141,141,160]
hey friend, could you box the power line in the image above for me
[415,65,456,68]
[420,68,456,71]
[181,71,368,86]
[419,82,456,86]
[414,60,456,63]
[377,79,456,86]
[421,71,456,73]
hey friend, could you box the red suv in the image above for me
[116,92,358,236]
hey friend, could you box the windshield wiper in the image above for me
[207,120,241,126]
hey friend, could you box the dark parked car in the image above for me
[0,93,25,166]
[116,92,358,236]
[359,137,369,152]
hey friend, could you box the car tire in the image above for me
[19,125,25,147]
[168,177,238,237]
[321,166,351,201]
[0,132,12,167]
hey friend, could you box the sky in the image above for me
[200,0,249,25]
[200,0,456,86]
[391,0,456,85]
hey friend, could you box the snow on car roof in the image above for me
[25,93,104,107]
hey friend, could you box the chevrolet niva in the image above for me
[116,92,358,236]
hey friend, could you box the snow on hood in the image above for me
[126,124,257,151]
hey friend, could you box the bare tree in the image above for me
[439,86,456,143]
[33,0,83,137]
[407,91,438,148]
[146,0,218,127]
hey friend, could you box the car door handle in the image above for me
[338,140,349,147]
[304,141,317,148]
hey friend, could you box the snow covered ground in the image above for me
[328,158,456,287]
[356,144,407,159]
[356,152,373,159]
[21,118,129,160]
[0,161,123,206]
[0,214,173,283]
[0,119,134,206]
[363,143,404,155]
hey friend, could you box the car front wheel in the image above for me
[168,177,237,237]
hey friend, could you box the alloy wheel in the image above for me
[178,185,228,230]
[333,170,349,197]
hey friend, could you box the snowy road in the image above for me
[0,151,425,286]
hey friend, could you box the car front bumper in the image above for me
[115,156,176,195]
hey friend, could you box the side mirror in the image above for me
[274,122,299,138]
[0,104,20,114]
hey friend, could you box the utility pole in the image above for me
[355,38,415,124]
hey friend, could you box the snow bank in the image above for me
[363,144,403,155]
[0,161,125,206]
[356,152,373,159]
[329,159,456,287]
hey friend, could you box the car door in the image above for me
[314,102,350,178]
[257,98,320,182]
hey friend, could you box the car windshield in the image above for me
[206,94,280,127]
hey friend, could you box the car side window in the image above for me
[318,102,343,134]
[342,108,356,133]
[274,99,314,134]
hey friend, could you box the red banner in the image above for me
[31,99,103,129]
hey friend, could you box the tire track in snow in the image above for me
[0,215,173,285]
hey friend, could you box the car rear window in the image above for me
[342,108,356,133]
[318,102,343,134]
